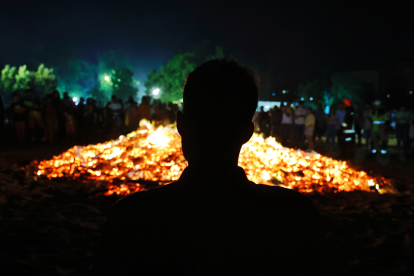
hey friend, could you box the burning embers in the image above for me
[34,120,393,196]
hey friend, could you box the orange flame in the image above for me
[34,120,394,196]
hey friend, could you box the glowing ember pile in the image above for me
[34,120,393,196]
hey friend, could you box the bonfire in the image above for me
[33,120,394,196]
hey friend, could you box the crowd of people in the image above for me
[1,89,180,145]
[2,89,414,157]
[254,100,414,155]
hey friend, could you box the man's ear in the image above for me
[176,111,185,136]
[241,121,254,144]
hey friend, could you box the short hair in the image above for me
[299,101,305,105]
[183,59,258,138]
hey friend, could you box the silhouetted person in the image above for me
[354,104,363,147]
[258,106,270,137]
[314,103,326,141]
[93,59,324,276]
[293,101,306,149]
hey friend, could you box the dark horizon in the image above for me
[1,0,414,95]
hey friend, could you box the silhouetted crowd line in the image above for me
[1,89,180,145]
[254,100,414,155]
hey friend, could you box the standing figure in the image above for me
[371,101,389,154]
[335,103,346,148]
[325,107,337,150]
[280,100,293,146]
[353,104,363,147]
[270,105,282,140]
[258,106,270,137]
[44,94,58,142]
[293,101,306,149]
[24,89,44,141]
[395,106,410,151]
[10,93,26,142]
[314,103,326,142]
[305,107,315,151]
[363,104,373,149]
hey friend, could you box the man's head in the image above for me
[63,92,69,100]
[306,107,312,115]
[111,95,117,103]
[338,103,344,110]
[286,100,292,107]
[317,103,322,110]
[299,101,304,108]
[177,59,258,165]
[260,106,264,112]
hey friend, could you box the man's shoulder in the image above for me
[250,183,316,209]
[111,181,182,212]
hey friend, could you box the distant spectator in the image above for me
[325,106,338,149]
[84,98,98,143]
[76,97,86,142]
[0,96,5,140]
[10,93,26,142]
[269,105,282,140]
[314,103,326,141]
[408,113,414,155]
[108,95,123,127]
[258,106,270,137]
[137,96,151,122]
[293,101,306,149]
[305,107,315,151]
[354,104,363,147]
[160,102,171,126]
[363,104,373,149]
[371,101,389,154]
[280,100,293,145]
[24,89,45,141]
[52,90,65,141]
[62,92,76,143]
[125,97,139,132]
[150,99,161,124]
[336,103,346,147]
[395,106,410,151]
[44,94,58,142]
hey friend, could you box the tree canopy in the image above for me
[144,45,225,103]
[0,64,57,101]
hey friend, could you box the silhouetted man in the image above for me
[93,59,324,275]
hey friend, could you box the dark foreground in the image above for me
[0,143,413,275]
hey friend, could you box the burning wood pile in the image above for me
[33,120,394,196]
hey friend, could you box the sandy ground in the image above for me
[0,141,413,275]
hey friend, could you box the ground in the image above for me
[0,140,413,275]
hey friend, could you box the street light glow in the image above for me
[152,88,160,96]
[104,75,110,82]
[73,97,78,102]
[310,97,313,101]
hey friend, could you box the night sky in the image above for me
[1,0,413,92]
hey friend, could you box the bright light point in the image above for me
[387,94,390,98]
[152,88,160,96]
[310,97,313,101]
[282,90,287,94]
[104,75,110,82]
[72,97,78,102]
[345,137,352,141]
[381,150,387,154]
[410,91,413,94]
[372,149,377,154]
[272,93,275,96]
[301,97,304,101]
